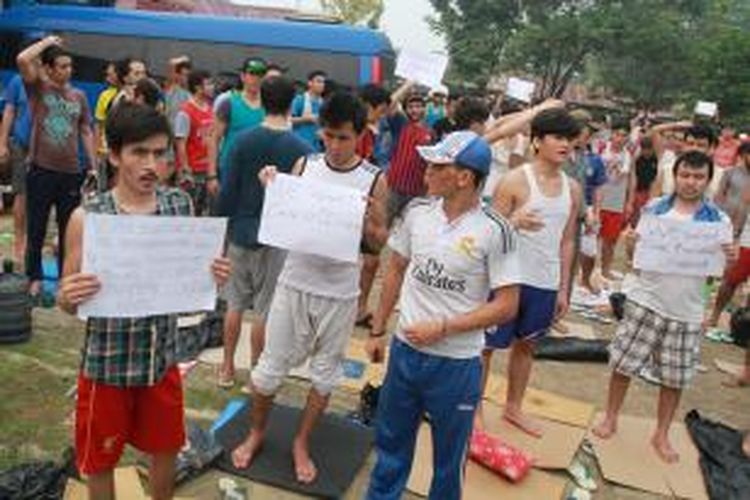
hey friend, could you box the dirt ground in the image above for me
[0,213,748,499]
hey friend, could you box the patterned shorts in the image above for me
[609,300,702,389]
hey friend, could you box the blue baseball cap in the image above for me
[417,131,492,176]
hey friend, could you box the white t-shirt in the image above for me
[390,198,521,359]
[627,208,730,324]
[600,144,632,213]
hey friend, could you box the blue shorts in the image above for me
[485,285,558,349]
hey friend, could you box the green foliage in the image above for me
[319,0,384,27]
[429,0,750,122]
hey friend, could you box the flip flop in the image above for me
[217,372,235,389]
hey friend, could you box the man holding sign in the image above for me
[593,151,735,463]
[57,104,231,499]
[231,93,388,485]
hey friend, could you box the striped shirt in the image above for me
[81,188,195,387]
[386,114,432,196]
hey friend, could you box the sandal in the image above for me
[217,371,235,389]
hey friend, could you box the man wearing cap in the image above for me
[365,131,521,500]
[207,57,267,197]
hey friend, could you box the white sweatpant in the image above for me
[251,285,357,396]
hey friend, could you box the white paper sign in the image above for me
[633,214,732,277]
[258,173,366,263]
[79,214,227,318]
[506,77,536,104]
[395,49,448,90]
[694,100,718,117]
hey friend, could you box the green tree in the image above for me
[428,0,521,86]
[319,0,384,27]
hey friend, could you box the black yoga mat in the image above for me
[213,400,374,499]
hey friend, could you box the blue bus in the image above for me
[0,3,396,107]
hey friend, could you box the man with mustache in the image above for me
[480,108,582,437]
[593,151,735,463]
[57,103,231,499]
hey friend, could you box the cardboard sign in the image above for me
[394,49,449,89]
[633,214,733,277]
[80,214,227,318]
[258,173,366,264]
[694,101,718,117]
[506,77,536,104]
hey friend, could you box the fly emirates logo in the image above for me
[412,257,467,293]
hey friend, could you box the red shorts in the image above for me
[75,366,185,475]
[600,210,625,243]
[725,247,750,287]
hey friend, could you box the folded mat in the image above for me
[213,399,373,499]
[533,337,610,363]
[685,409,750,500]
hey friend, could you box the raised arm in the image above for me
[484,99,564,145]
[17,36,61,84]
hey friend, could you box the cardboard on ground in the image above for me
[198,324,385,391]
[589,413,708,499]
[485,374,595,428]
[714,358,745,378]
[480,400,585,470]
[406,424,566,499]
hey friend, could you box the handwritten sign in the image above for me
[694,101,718,118]
[633,214,732,277]
[506,77,536,104]
[258,173,366,263]
[79,214,227,318]
[395,49,448,90]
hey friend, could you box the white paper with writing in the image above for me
[79,214,227,318]
[634,214,732,277]
[506,77,536,103]
[395,50,448,90]
[694,100,718,117]
[258,173,366,263]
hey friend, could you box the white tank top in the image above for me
[278,154,381,299]
[517,163,571,290]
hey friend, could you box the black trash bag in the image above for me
[610,292,627,321]
[176,300,226,361]
[174,421,223,485]
[0,448,77,500]
[685,410,750,500]
[347,383,381,427]
[730,306,750,348]
[533,337,610,363]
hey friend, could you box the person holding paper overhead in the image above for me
[593,151,736,463]
[364,131,521,500]
[231,92,388,485]
[482,108,582,437]
[56,103,231,500]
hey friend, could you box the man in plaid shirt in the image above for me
[57,104,230,499]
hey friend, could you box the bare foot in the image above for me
[651,435,679,463]
[231,430,264,469]
[722,374,750,388]
[582,282,601,296]
[503,409,544,438]
[292,439,318,484]
[742,433,750,458]
[217,365,235,389]
[591,417,617,439]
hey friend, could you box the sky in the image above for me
[232,0,446,53]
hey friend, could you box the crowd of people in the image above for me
[2,34,750,500]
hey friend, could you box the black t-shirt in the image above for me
[218,126,313,248]
[432,117,456,142]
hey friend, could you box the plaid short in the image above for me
[609,300,702,389]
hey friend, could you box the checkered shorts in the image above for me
[609,300,702,389]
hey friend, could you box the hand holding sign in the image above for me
[506,77,536,104]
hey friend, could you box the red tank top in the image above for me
[181,99,213,173]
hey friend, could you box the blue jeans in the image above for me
[366,338,481,500]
